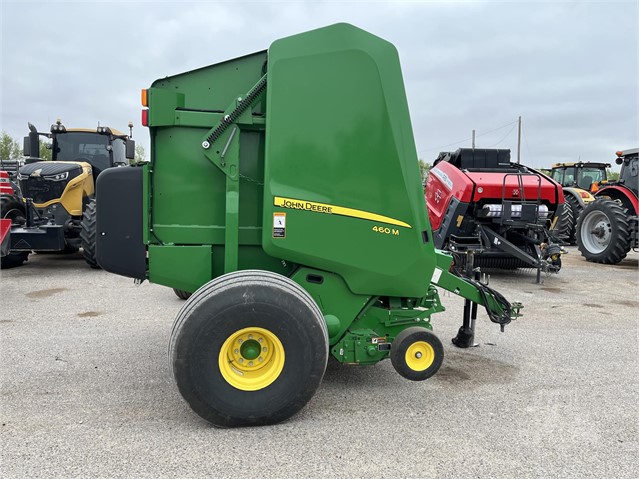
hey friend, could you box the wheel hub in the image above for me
[219,327,285,391]
[405,341,435,372]
[591,224,608,239]
[581,209,612,254]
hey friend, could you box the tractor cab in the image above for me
[550,162,609,192]
[614,148,638,196]
[24,120,135,180]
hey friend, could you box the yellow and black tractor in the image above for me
[1,120,135,268]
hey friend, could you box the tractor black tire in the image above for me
[576,199,631,265]
[80,198,99,269]
[551,203,574,243]
[173,288,192,300]
[1,195,29,269]
[391,327,444,381]
[565,195,582,245]
[169,270,329,427]
[1,251,29,269]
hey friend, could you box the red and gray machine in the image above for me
[425,148,565,283]
[576,148,638,264]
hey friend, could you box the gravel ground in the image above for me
[1,247,637,478]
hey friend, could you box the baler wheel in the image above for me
[172,288,192,300]
[391,327,444,381]
[169,270,328,427]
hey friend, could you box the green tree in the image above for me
[38,138,52,160]
[606,169,619,181]
[0,131,22,160]
[134,144,147,163]
[418,159,430,183]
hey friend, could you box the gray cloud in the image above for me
[1,0,637,168]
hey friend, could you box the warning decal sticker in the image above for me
[273,212,286,238]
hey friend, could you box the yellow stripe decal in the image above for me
[273,196,412,229]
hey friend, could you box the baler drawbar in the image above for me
[96,23,522,427]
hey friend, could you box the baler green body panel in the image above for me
[263,25,435,298]
[139,23,517,351]
[145,24,439,299]
[148,55,265,233]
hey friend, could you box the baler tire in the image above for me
[80,198,99,269]
[565,195,582,245]
[391,327,444,381]
[169,270,328,427]
[173,288,192,300]
[576,199,631,264]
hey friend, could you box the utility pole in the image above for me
[516,116,522,164]
[472,129,476,149]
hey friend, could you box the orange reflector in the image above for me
[616,150,623,157]
[141,89,148,107]
[142,109,149,127]
[590,183,599,193]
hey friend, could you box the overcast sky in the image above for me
[1,0,637,168]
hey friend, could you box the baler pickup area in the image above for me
[426,148,565,283]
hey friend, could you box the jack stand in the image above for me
[452,299,479,348]
[452,256,480,348]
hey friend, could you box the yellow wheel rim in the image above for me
[405,341,435,372]
[218,327,285,391]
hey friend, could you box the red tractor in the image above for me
[425,148,566,283]
[576,148,638,264]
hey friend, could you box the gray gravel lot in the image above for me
[1,247,638,478]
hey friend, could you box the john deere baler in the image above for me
[96,23,521,427]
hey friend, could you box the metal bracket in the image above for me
[201,74,267,180]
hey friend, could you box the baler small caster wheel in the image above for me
[169,270,328,427]
[391,327,444,381]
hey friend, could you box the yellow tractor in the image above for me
[1,120,135,268]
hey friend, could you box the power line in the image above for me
[475,119,519,139]
[485,122,518,148]
[420,118,519,154]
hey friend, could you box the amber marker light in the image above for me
[141,89,148,107]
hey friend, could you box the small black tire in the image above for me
[576,199,631,264]
[169,270,329,427]
[391,327,444,381]
[173,288,192,300]
[80,198,99,269]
